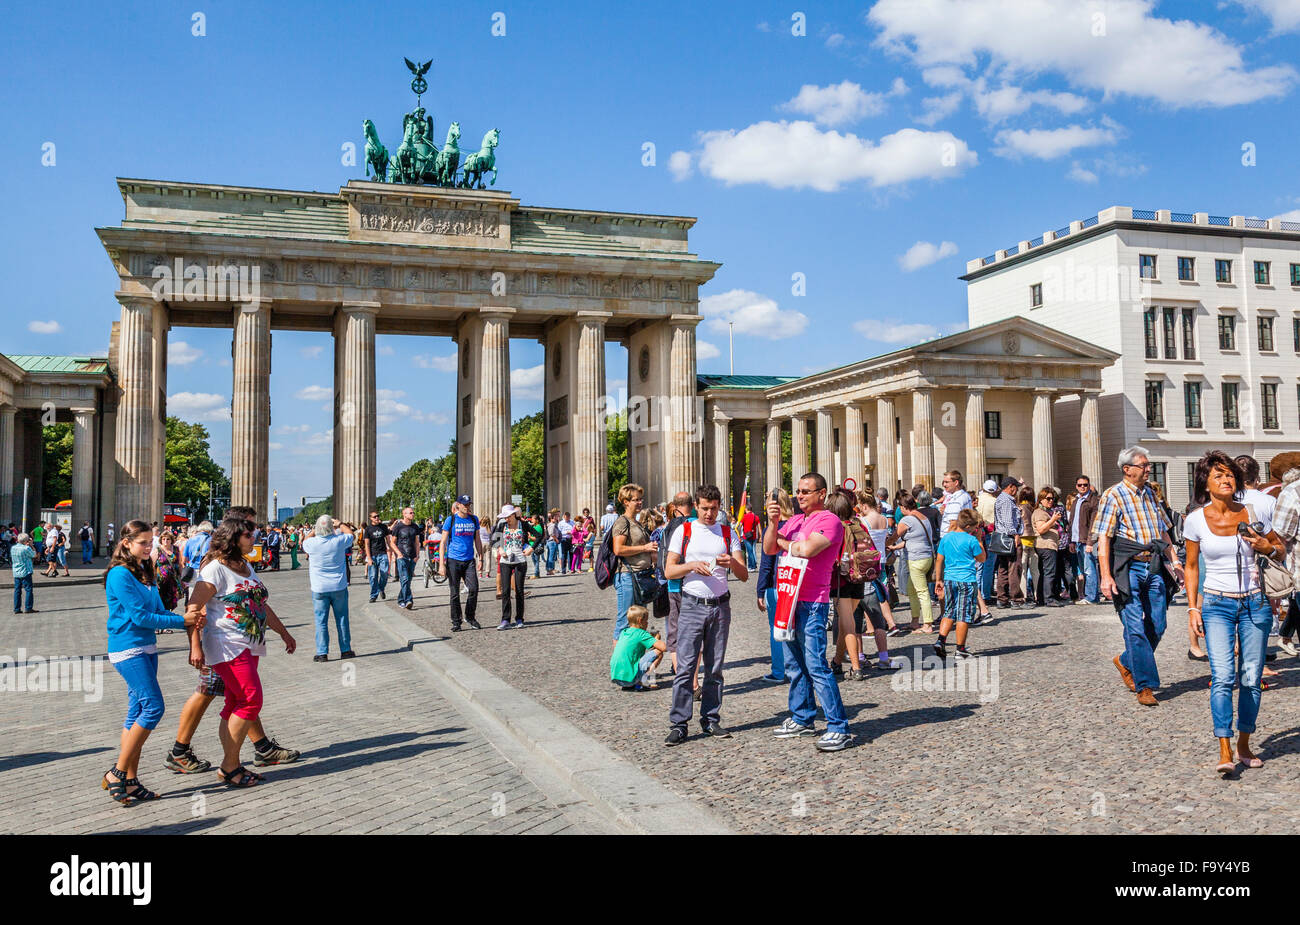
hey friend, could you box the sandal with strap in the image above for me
[101,766,134,806]
[217,765,265,788]
[124,777,160,802]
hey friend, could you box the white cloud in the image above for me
[511,364,545,400]
[825,33,845,48]
[168,340,203,366]
[898,240,959,271]
[993,122,1119,160]
[295,384,332,401]
[779,80,894,126]
[696,121,976,192]
[700,289,809,339]
[1067,162,1098,183]
[854,319,962,344]
[413,352,458,372]
[27,320,61,334]
[869,0,1296,108]
[1274,208,1300,222]
[377,388,406,400]
[277,423,310,434]
[914,92,963,125]
[668,150,693,181]
[1235,0,1300,33]
[697,340,721,360]
[377,344,395,356]
[268,442,284,451]
[972,84,1089,123]
[300,345,324,359]
[167,391,230,422]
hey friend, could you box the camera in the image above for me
[1236,521,1265,535]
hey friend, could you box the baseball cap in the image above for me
[456,494,472,505]
[983,479,998,493]
[605,503,615,512]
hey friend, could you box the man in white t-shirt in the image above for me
[663,484,747,746]
[1235,454,1276,534]
[599,504,617,536]
[939,470,973,535]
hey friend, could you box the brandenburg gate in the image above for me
[96,178,717,524]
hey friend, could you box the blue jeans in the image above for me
[743,539,757,570]
[545,540,558,573]
[312,589,352,656]
[1117,562,1168,691]
[531,546,543,578]
[394,555,415,606]
[1075,547,1100,602]
[12,574,33,612]
[784,600,848,734]
[368,553,389,599]
[980,550,997,599]
[81,542,93,564]
[113,652,165,730]
[764,587,787,680]
[1203,590,1271,738]
[613,570,635,641]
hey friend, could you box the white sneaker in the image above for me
[772,717,816,738]
[1281,639,1299,657]
[815,731,851,752]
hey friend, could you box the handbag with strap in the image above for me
[987,531,1015,556]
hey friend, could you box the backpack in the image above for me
[79,526,91,542]
[593,516,623,589]
[841,520,881,583]
[679,520,732,558]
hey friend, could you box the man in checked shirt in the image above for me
[1096,445,1185,707]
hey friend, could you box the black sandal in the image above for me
[101,767,134,806]
[123,777,159,802]
[217,765,264,788]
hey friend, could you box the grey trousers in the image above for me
[669,595,731,729]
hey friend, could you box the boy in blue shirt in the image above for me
[610,605,666,690]
[933,509,986,661]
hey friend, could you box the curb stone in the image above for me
[367,603,734,835]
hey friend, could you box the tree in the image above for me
[163,417,229,519]
[376,440,457,522]
[605,411,627,500]
[40,423,73,507]
[511,411,543,515]
[300,495,334,523]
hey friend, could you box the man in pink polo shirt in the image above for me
[763,471,851,752]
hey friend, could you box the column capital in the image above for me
[237,296,273,314]
[69,406,96,417]
[964,385,989,393]
[478,306,517,319]
[840,399,862,410]
[667,313,703,328]
[574,310,614,322]
[712,408,732,424]
[1033,386,1058,394]
[340,300,380,315]
[115,290,160,310]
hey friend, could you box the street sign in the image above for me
[511,494,522,504]
[842,477,857,492]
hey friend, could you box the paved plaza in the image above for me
[3,562,1298,834]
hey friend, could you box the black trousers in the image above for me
[500,561,526,622]
[1036,549,1058,604]
[446,557,478,626]
[559,538,573,572]
[1280,595,1300,638]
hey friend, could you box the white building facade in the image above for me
[963,206,1300,511]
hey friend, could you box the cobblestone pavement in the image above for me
[405,563,1300,834]
[0,568,612,834]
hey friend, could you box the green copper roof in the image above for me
[696,374,799,391]
[5,355,109,375]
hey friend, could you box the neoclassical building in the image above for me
[698,317,1117,505]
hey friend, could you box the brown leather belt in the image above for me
[1131,551,1153,562]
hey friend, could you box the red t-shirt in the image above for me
[741,511,760,540]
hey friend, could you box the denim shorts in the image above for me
[944,580,979,623]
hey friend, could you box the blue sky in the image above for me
[4,0,1299,499]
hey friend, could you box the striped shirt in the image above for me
[1094,480,1168,545]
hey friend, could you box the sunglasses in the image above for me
[794,488,823,495]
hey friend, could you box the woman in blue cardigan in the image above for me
[102,520,201,806]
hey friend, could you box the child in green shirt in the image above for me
[610,605,665,691]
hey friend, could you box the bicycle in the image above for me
[423,545,447,587]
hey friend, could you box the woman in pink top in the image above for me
[570,522,588,572]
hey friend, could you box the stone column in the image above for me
[667,316,701,497]
[71,407,96,533]
[843,402,864,491]
[911,388,935,490]
[1032,389,1057,491]
[334,302,378,526]
[815,408,834,480]
[114,296,157,523]
[765,420,782,494]
[573,311,607,517]
[231,300,271,520]
[790,415,808,481]
[730,426,746,509]
[1079,391,1102,484]
[150,302,168,519]
[964,388,987,488]
[874,396,896,495]
[0,405,14,523]
[712,412,730,491]
[748,422,765,502]
[476,308,513,520]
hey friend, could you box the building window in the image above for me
[1259,315,1275,352]
[1177,256,1195,281]
[1149,462,1167,499]
[1262,382,1279,430]
[1140,254,1157,279]
[1218,314,1236,350]
[1255,261,1271,285]
[1187,462,1197,501]
[1184,380,1202,428]
[1162,307,1177,358]
[1029,282,1042,308]
[1222,382,1240,428]
[1294,317,1300,352]
[1144,308,1158,358]
[1145,380,1164,428]
[1181,308,1196,359]
[861,422,869,447]
[984,410,1002,440]
[1215,259,1232,283]
[1290,262,1300,286]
